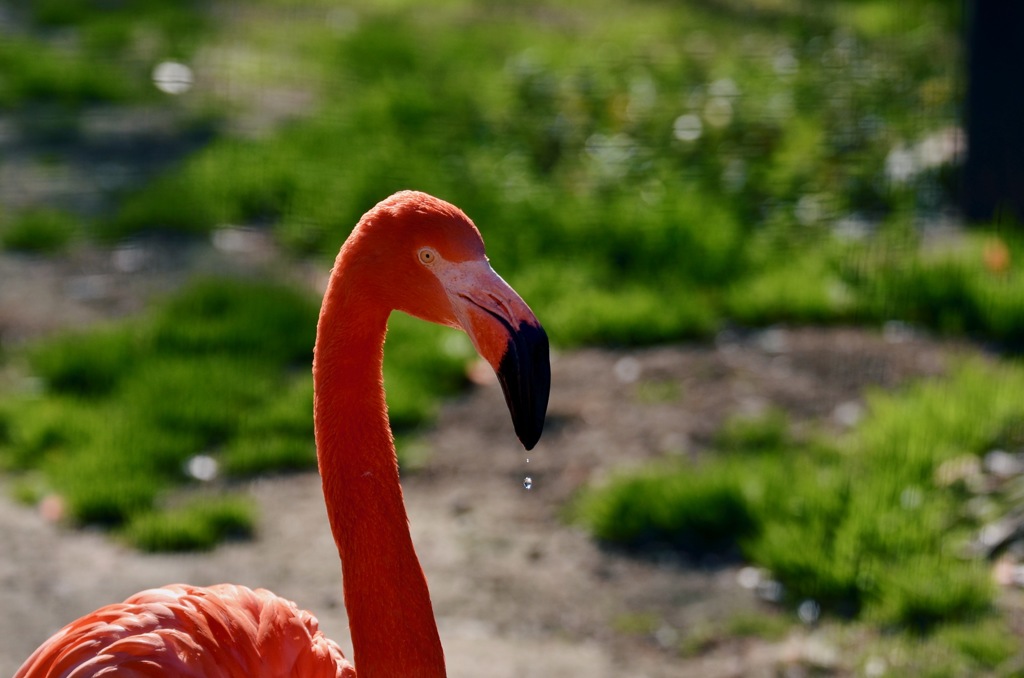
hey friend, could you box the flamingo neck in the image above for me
[313,276,445,678]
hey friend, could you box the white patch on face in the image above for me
[423,255,511,334]
[431,257,497,293]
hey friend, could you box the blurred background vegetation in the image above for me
[4,0,1024,672]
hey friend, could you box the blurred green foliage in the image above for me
[67,0,971,348]
[574,360,1024,643]
[0,0,995,352]
[575,461,758,554]
[0,278,471,549]
[847,231,1024,344]
[713,407,791,452]
[122,496,255,552]
[0,281,315,544]
[0,0,205,108]
[0,209,78,254]
[0,37,132,107]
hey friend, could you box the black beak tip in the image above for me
[496,321,550,452]
[518,407,545,451]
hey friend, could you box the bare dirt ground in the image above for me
[0,239,964,677]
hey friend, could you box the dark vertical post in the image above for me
[963,1,1024,223]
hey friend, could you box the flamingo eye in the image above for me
[418,248,437,265]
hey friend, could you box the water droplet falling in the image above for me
[523,476,533,490]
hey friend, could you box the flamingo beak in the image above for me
[492,317,550,450]
[444,263,550,450]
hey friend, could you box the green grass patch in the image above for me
[8,0,986,353]
[222,375,316,477]
[846,231,1024,346]
[932,618,1019,671]
[1,209,79,254]
[1,1,207,110]
[724,251,857,326]
[848,616,1019,676]
[30,0,205,53]
[123,495,256,553]
[88,0,977,349]
[0,277,473,549]
[1,279,316,542]
[0,0,217,276]
[573,459,759,555]
[29,326,140,396]
[574,360,1024,635]
[147,278,319,364]
[0,36,135,107]
[713,409,792,453]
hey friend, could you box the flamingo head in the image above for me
[343,191,550,450]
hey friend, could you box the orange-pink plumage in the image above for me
[15,584,354,678]
[15,191,549,678]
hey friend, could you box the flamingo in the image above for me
[15,191,551,678]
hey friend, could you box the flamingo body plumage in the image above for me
[16,584,354,678]
[15,191,550,678]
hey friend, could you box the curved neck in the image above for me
[313,268,445,678]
